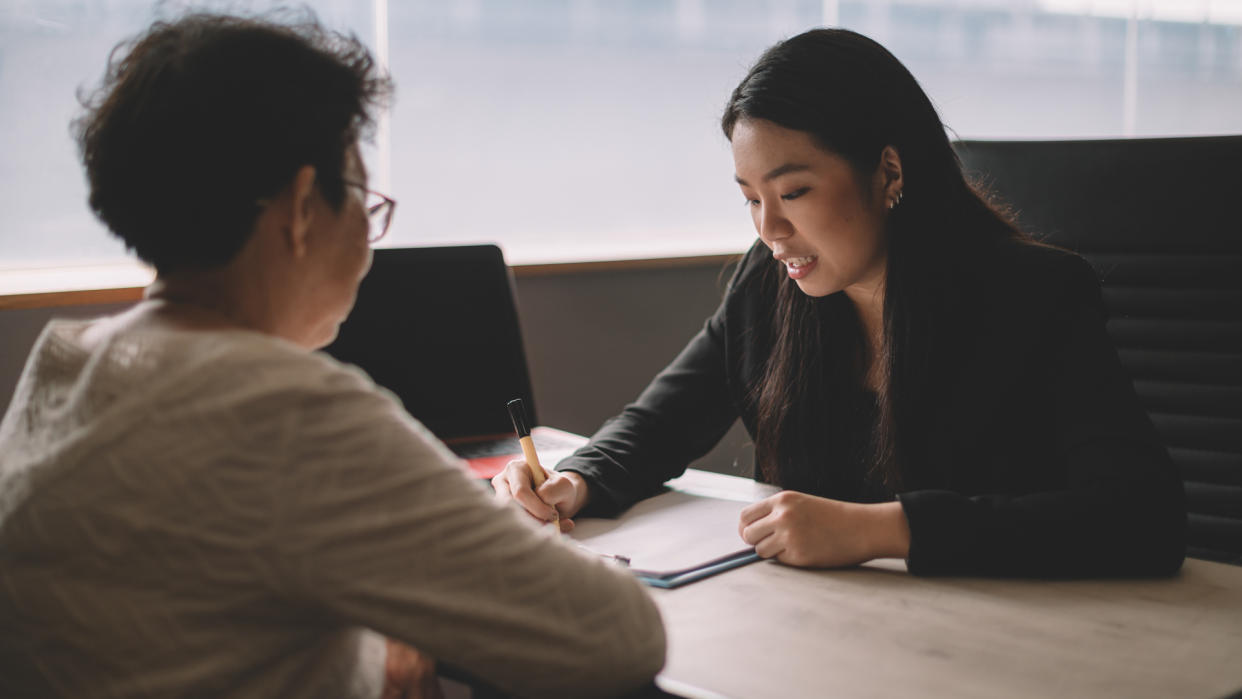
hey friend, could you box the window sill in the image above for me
[0,262,154,310]
[0,253,741,311]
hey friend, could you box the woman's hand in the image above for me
[383,638,444,699]
[491,460,590,532]
[739,491,911,568]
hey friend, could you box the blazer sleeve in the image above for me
[899,254,1187,577]
[554,247,765,517]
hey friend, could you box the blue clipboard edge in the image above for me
[634,549,762,589]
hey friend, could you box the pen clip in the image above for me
[577,544,630,567]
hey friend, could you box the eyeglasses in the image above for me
[344,180,396,244]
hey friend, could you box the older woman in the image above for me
[0,13,663,698]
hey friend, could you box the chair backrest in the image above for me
[954,136,1242,565]
[323,245,538,441]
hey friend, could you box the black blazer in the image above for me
[557,239,1186,578]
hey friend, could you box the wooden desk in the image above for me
[651,471,1242,699]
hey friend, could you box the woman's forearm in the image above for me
[865,500,912,560]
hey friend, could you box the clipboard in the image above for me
[570,477,778,589]
[631,550,762,589]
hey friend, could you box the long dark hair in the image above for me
[722,29,1026,494]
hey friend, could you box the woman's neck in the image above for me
[845,282,886,393]
[144,276,257,332]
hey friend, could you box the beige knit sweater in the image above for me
[0,320,664,698]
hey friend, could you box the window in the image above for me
[0,0,375,288]
[2,0,1240,279]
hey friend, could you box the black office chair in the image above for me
[954,136,1242,565]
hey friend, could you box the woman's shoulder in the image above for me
[139,329,458,466]
[162,327,368,387]
[72,323,391,417]
[204,332,396,410]
[975,239,1100,307]
[985,238,1093,278]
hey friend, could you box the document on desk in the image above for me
[570,487,767,589]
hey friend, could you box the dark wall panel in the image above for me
[0,262,754,477]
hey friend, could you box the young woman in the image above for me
[494,28,1185,578]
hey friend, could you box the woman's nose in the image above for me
[756,204,793,243]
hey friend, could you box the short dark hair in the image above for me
[74,11,392,274]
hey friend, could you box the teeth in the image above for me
[784,256,815,268]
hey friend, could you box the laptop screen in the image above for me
[323,245,536,440]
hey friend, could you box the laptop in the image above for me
[324,245,586,479]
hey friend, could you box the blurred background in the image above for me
[3,0,1241,271]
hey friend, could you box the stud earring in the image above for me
[888,190,904,210]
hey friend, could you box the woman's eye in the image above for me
[743,198,760,208]
[781,187,810,201]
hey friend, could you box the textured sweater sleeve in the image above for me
[899,255,1187,577]
[272,372,665,698]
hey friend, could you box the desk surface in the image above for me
[651,470,1242,699]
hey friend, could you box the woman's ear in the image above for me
[284,165,318,258]
[879,145,903,204]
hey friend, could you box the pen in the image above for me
[506,398,560,532]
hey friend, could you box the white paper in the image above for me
[570,489,757,574]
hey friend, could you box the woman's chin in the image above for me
[300,317,344,351]
[793,278,840,298]
[314,328,340,350]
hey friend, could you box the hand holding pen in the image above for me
[492,398,590,533]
